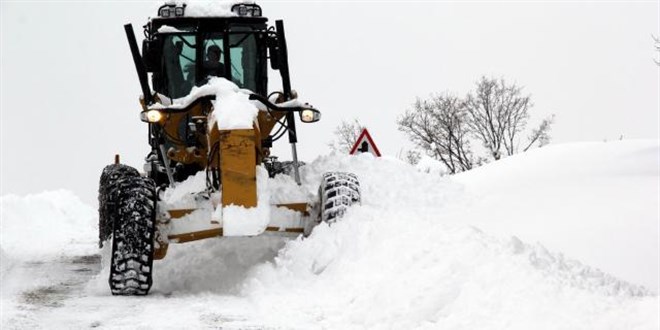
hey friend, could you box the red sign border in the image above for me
[349,128,381,157]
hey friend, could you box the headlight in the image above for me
[299,108,321,123]
[140,110,163,123]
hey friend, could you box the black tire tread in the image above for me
[98,164,140,247]
[320,172,361,223]
[108,174,156,296]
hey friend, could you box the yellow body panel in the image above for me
[219,129,258,208]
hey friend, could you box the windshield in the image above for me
[161,34,198,98]
[155,26,262,99]
[200,28,259,91]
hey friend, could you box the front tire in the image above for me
[319,172,361,223]
[107,174,157,296]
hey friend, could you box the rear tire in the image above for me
[107,174,157,296]
[98,164,140,247]
[319,172,361,223]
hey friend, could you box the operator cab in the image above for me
[128,2,317,185]
[142,3,271,99]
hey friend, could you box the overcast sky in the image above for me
[1,1,658,205]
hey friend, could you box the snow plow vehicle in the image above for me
[98,2,361,295]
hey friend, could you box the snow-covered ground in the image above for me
[453,140,659,293]
[1,140,658,329]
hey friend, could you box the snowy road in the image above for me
[3,255,102,329]
[2,141,659,329]
[3,246,285,329]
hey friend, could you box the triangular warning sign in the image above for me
[349,128,381,157]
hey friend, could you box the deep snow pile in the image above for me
[0,190,97,259]
[453,139,659,292]
[247,222,656,329]
[238,150,658,329]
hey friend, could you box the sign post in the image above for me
[349,128,381,157]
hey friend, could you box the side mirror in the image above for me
[142,39,161,72]
[299,108,321,123]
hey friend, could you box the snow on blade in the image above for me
[160,170,209,209]
[222,166,271,236]
[157,166,273,236]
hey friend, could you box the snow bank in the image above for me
[454,140,660,292]
[0,190,97,259]
[247,223,656,329]
[238,152,658,329]
[1,190,97,323]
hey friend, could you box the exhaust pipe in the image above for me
[124,24,153,106]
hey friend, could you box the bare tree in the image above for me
[399,77,554,173]
[398,94,473,174]
[523,114,555,151]
[464,77,534,160]
[329,119,364,153]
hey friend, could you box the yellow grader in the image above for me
[99,2,361,295]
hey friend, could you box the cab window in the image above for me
[201,34,226,82]
[161,34,196,98]
[228,28,258,91]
